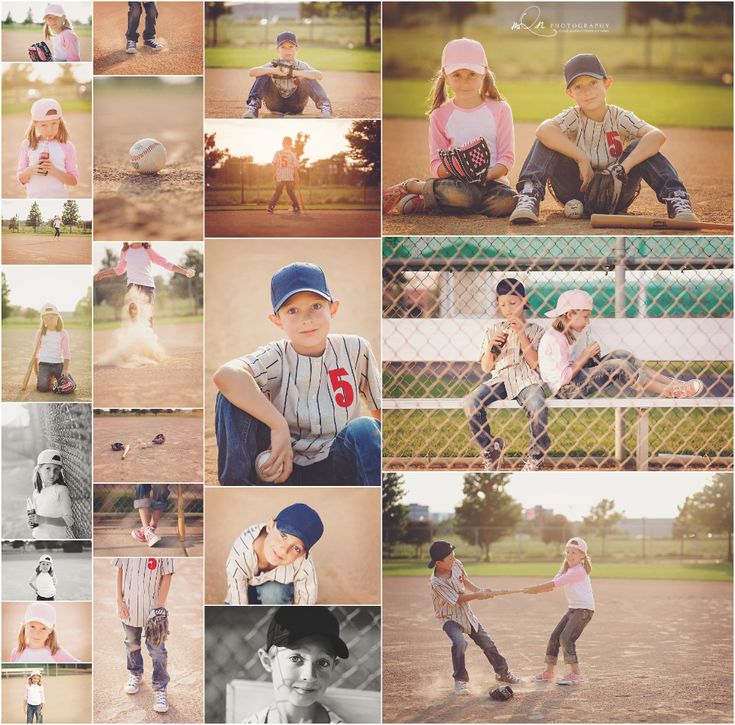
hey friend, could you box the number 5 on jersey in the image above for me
[328,368,354,407]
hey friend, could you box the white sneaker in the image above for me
[454,680,470,695]
[124,673,141,694]
[144,526,161,547]
[153,688,169,713]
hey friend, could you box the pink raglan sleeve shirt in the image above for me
[146,247,177,272]
[112,248,128,275]
[17,139,31,184]
[59,29,81,62]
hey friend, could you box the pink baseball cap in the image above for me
[544,289,594,317]
[44,4,66,17]
[23,602,56,629]
[442,38,487,75]
[31,98,62,122]
[565,537,588,555]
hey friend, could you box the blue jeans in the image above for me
[247,581,294,604]
[26,704,42,723]
[247,76,330,113]
[422,177,517,217]
[37,362,63,393]
[545,608,594,664]
[442,620,510,682]
[269,181,299,210]
[126,2,158,41]
[556,350,643,398]
[134,484,170,511]
[516,138,689,208]
[123,622,169,690]
[215,393,381,485]
[464,382,549,460]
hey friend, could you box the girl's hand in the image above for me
[27,511,38,529]
[268,420,294,484]
[185,268,196,279]
[117,599,130,620]
[582,341,601,360]
[577,158,594,191]
[481,589,495,599]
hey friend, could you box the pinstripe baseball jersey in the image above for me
[272,148,299,182]
[552,105,647,170]
[112,558,175,628]
[258,59,314,99]
[241,334,381,466]
[430,559,479,634]
[225,523,317,605]
[480,321,544,399]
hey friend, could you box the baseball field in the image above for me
[1,26,92,62]
[1,547,92,601]
[382,573,733,723]
[2,670,92,724]
[93,77,203,241]
[93,1,203,75]
[93,558,203,723]
[94,320,203,409]
[93,411,203,483]
[2,231,91,265]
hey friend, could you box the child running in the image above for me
[43,4,81,61]
[383,37,517,217]
[29,554,58,601]
[523,537,595,685]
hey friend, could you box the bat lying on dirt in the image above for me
[177,484,186,540]
[591,214,733,231]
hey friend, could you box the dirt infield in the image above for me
[93,84,203,241]
[94,321,203,408]
[383,576,733,723]
[2,29,92,62]
[383,120,733,235]
[93,558,203,723]
[205,69,380,119]
[93,414,203,483]
[205,208,380,237]
[2,232,91,265]
[2,112,92,200]
[2,671,92,724]
[93,1,203,75]
[1,327,92,402]
[1,549,92,601]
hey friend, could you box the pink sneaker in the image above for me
[383,178,419,214]
[534,671,555,681]
[131,527,146,543]
[395,194,425,215]
[557,673,584,685]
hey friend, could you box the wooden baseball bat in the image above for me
[491,589,524,597]
[295,171,306,213]
[21,332,42,391]
[177,484,186,540]
[591,214,733,232]
[121,444,130,460]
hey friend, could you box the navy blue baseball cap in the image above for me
[564,53,607,88]
[496,277,526,299]
[271,262,332,313]
[267,607,349,659]
[427,540,455,568]
[276,31,298,47]
[275,503,324,557]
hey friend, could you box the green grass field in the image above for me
[2,317,88,330]
[206,184,379,209]
[92,314,203,330]
[206,46,380,72]
[383,80,733,128]
[1,98,91,115]
[383,560,733,582]
[2,228,91,236]
[2,24,92,36]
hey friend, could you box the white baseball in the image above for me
[256,450,283,483]
[129,138,167,174]
[564,199,585,219]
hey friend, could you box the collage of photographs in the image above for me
[0,1,732,724]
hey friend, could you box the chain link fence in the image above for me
[383,236,733,471]
[205,606,381,723]
[93,484,203,515]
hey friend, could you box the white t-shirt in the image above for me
[33,571,57,598]
[25,684,44,706]
[32,485,73,540]
[553,564,595,610]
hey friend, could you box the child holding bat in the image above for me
[383,37,517,217]
[32,303,72,393]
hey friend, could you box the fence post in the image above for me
[614,237,627,462]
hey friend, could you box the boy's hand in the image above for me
[507,318,526,334]
[577,158,594,191]
[117,599,130,621]
[268,422,294,484]
[481,589,495,599]
[487,330,508,350]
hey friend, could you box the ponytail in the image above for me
[427,71,448,114]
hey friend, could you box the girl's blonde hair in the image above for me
[17,623,59,655]
[427,67,504,114]
[552,312,581,344]
[28,673,43,684]
[560,551,592,575]
[39,313,64,336]
[122,243,150,251]
[44,14,72,41]
[25,118,70,149]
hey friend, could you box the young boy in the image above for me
[125,2,163,54]
[130,484,170,548]
[242,32,332,119]
[245,606,349,724]
[225,502,323,605]
[213,261,381,486]
[429,540,520,696]
[463,278,549,471]
[510,53,697,224]
[114,557,174,713]
[268,137,300,214]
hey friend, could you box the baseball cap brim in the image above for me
[444,62,486,75]
[273,288,332,313]
[566,71,605,88]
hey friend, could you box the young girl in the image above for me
[463,278,549,471]
[523,537,595,685]
[538,289,704,400]
[24,671,45,724]
[43,4,81,62]
[29,554,58,601]
[53,215,62,238]
[17,98,79,199]
[93,243,195,326]
[10,602,80,663]
[27,449,75,540]
[383,37,517,217]
[33,303,71,393]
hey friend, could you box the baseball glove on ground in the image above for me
[152,433,166,445]
[52,374,76,394]
[145,607,169,647]
[438,137,492,185]
[28,41,52,62]
[489,685,514,701]
[584,163,627,215]
[111,442,125,451]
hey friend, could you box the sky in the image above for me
[399,471,723,520]
[2,199,92,219]
[3,265,90,311]
[206,119,355,164]
[1,62,93,84]
[92,242,203,280]
[4,2,91,25]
